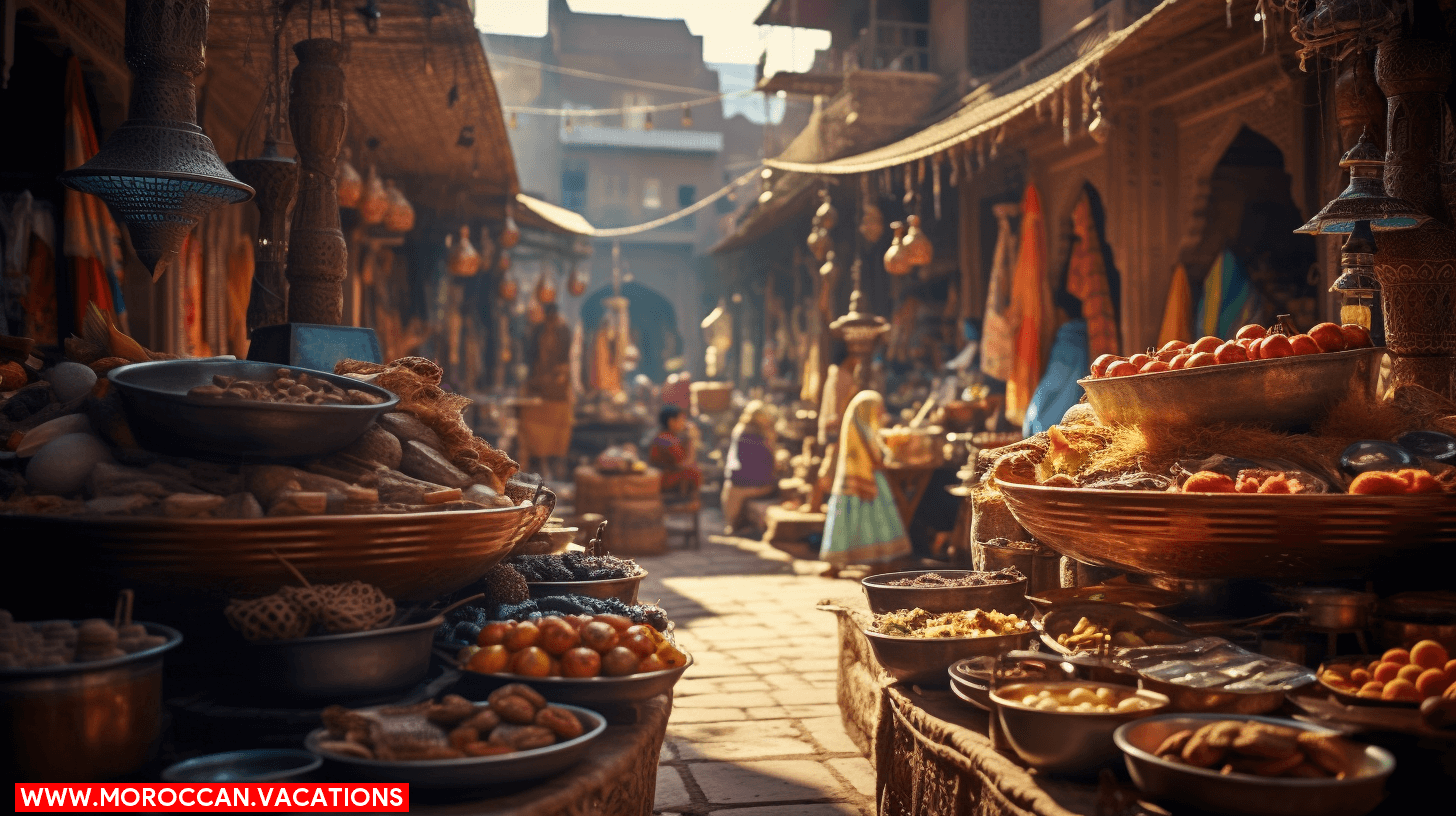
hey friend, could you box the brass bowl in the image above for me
[862,628,1035,686]
[860,571,1029,615]
[1080,347,1386,431]
[992,681,1170,774]
[0,497,550,606]
[996,479,1456,580]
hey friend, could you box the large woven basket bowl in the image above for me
[1079,347,1385,432]
[996,479,1456,580]
[0,497,550,609]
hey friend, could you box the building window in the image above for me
[621,92,652,130]
[561,161,586,212]
[677,184,697,230]
[642,177,662,210]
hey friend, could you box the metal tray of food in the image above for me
[1116,636,1316,715]
[860,569,1028,615]
[1079,347,1385,432]
[996,478,1456,580]
[1037,601,1196,656]
[305,703,605,790]
[453,655,692,707]
[1314,655,1420,709]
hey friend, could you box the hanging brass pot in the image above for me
[526,297,545,325]
[446,225,480,277]
[497,250,512,274]
[884,221,912,275]
[500,210,521,249]
[815,188,838,231]
[567,264,588,297]
[337,147,363,208]
[819,249,839,280]
[383,180,414,232]
[359,164,388,225]
[860,199,884,243]
[807,216,830,262]
[498,273,519,301]
[902,213,934,267]
[536,268,557,304]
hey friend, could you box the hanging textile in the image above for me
[1196,250,1259,340]
[980,202,1019,382]
[1064,194,1118,359]
[22,210,57,344]
[1158,264,1193,348]
[1023,319,1089,437]
[226,230,253,356]
[1005,185,1047,425]
[178,233,211,357]
[62,57,125,330]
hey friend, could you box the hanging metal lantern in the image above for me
[228,138,297,331]
[58,0,253,278]
[359,165,388,225]
[337,147,363,208]
[498,273,519,301]
[806,215,830,262]
[860,199,884,244]
[383,180,414,232]
[499,208,521,249]
[884,221,912,275]
[446,225,480,277]
[902,213,934,266]
[814,188,838,231]
[536,267,557,305]
[567,263,588,297]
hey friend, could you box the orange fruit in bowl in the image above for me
[1415,667,1450,698]
[619,629,657,658]
[638,653,667,673]
[1357,680,1384,698]
[1382,648,1411,665]
[477,621,513,647]
[468,644,511,674]
[511,646,553,677]
[1373,662,1401,683]
[601,646,640,677]
[657,643,688,668]
[1411,640,1450,670]
[504,621,540,651]
[1350,667,1371,684]
[1381,678,1419,701]
[1397,663,1426,683]
[560,646,601,678]
[580,621,619,652]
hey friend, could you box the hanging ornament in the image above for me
[509,111,519,129]
[819,249,840,280]
[500,208,521,249]
[526,297,545,325]
[643,110,654,131]
[932,153,943,220]
[497,251,513,274]
[902,213,934,267]
[806,214,830,262]
[498,272,519,301]
[337,147,363,208]
[884,221,912,276]
[681,106,693,128]
[567,263,588,296]
[228,137,297,332]
[446,225,480,277]
[903,164,915,209]
[814,188,838,231]
[477,227,496,267]
[536,266,557,304]
[948,146,960,187]
[359,165,388,225]
[383,180,415,232]
[58,0,253,278]
[860,199,884,244]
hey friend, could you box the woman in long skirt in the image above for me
[819,390,911,577]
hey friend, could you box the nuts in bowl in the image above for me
[990,681,1169,773]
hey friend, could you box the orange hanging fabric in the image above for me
[1064,193,1119,359]
[62,57,125,330]
[1005,184,1047,425]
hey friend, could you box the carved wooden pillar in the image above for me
[284,39,348,325]
[1335,53,1385,154]
[1373,35,1456,395]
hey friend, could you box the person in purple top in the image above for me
[721,400,778,534]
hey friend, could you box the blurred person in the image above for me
[721,400,777,534]
[818,390,910,578]
[810,340,859,510]
[520,303,573,480]
[649,404,700,495]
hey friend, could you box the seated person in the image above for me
[648,405,701,496]
[721,400,778,533]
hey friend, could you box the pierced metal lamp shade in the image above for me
[58,0,252,278]
[830,261,890,354]
[1296,130,1428,235]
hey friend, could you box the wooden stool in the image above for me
[663,484,701,550]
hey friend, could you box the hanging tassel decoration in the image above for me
[948,145,960,187]
[932,152,943,220]
[1062,82,1073,146]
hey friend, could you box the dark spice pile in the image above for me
[884,568,1023,588]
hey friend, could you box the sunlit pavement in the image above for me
[633,519,873,816]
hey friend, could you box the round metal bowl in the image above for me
[2,623,182,782]
[305,703,606,790]
[161,749,321,782]
[243,616,444,702]
[107,359,400,461]
[1374,615,1456,653]
[1314,656,1418,709]
[1275,587,1376,631]
[996,478,1456,580]
[455,654,691,707]
[1080,347,1386,432]
[525,571,647,605]
[991,681,1170,774]
[862,628,1035,686]
[1026,584,1187,616]
[1115,713,1395,816]
[1038,601,1196,656]
[860,571,1028,615]
[1,496,550,608]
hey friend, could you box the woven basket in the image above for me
[690,382,733,415]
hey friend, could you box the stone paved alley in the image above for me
[632,531,873,816]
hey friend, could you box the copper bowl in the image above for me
[0,497,550,606]
[862,628,1035,686]
[996,479,1456,580]
[1079,347,1386,432]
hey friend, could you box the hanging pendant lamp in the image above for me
[446,225,480,277]
[337,147,363,208]
[59,0,253,279]
[228,138,297,331]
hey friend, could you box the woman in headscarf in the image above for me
[721,400,778,534]
[818,390,911,577]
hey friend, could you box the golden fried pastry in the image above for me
[1183,472,1236,493]
[317,740,373,760]
[1296,731,1350,777]
[1232,722,1301,759]
[426,694,476,726]
[1155,729,1194,758]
